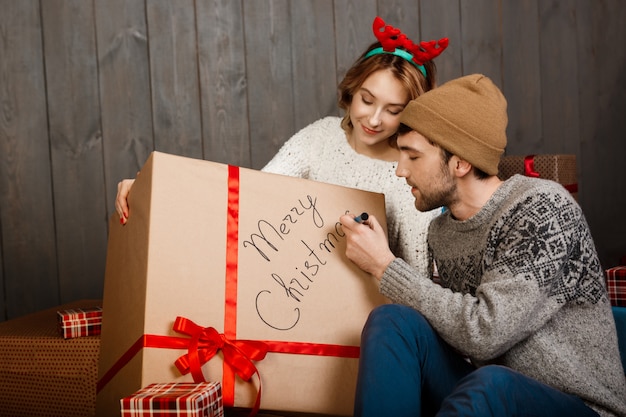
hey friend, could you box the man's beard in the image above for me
[414,164,456,212]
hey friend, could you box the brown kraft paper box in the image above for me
[497,154,578,199]
[96,151,390,417]
[0,299,101,417]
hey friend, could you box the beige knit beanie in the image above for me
[399,74,508,176]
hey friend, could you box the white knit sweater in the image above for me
[262,116,440,278]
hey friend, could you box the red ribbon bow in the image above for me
[172,316,268,384]
[172,316,267,416]
[96,316,268,416]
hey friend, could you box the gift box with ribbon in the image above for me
[0,299,101,416]
[121,382,224,417]
[96,151,389,417]
[57,306,103,339]
[498,154,578,199]
[606,266,626,307]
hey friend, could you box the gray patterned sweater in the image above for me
[380,174,626,417]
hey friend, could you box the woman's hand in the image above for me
[116,178,136,225]
[339,213,396,280]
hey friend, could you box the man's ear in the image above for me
[450,156,472,177]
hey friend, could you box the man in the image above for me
[340,74,626,417]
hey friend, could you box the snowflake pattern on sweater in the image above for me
[439,184,605,304]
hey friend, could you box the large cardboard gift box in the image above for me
[498,154,578,199]
[96,151,389,416]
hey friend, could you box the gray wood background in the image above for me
[1,0,625,321]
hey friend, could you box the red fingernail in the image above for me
[120,217,125,225]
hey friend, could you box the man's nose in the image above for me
[396,164,409,178]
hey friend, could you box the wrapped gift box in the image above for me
[96,151,390,417]
[498,154,578,199]
[606,266,626,307]
[121,382,223,417]
[0,299,101,417]
[57,306,103,339]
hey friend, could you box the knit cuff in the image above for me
[380,258,421,304]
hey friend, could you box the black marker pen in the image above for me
[354,212,369,223]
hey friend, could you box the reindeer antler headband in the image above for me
[363,16,449,78]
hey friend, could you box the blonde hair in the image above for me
[338,42,438,141]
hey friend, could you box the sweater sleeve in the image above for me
[380,184,596,362]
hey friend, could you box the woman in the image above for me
[115,16,448,278]
[262,17,448,277]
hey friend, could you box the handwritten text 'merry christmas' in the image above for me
[241,194,347,331]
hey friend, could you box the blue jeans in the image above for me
[354,304,599,417]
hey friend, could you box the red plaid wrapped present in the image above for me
[121,382,223,417]
[606,266,626,307]
[57,306,102,339]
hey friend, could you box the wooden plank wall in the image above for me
[1,0,624,321]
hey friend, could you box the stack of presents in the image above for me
[0,152,623,416]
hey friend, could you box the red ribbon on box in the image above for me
[97,165,360,416]
[523,155,578,193]
[523,155,541,178]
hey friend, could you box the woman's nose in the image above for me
[369,109,382,126]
